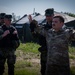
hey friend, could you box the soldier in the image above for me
[45,15,72,75]
[34,15,72,75]
[28,8,54,75]
[0,14,20,75]
[0,13,6,26]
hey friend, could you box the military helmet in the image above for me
[4,15,12,20]
[0,13,6,19]
[45,8,54,16]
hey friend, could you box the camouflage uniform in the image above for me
[30,20,52,75]
[38,22,52,75]
[0,24,20,75]
[36,26,74,75]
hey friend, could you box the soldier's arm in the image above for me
[35,25,47,36]
[12,26,20,48]
[30,20,37,33]
[12,27,19,40]
[71,30,75,40]
[0,30,10,40]
[67,28,75,40]
[28,15,47,37]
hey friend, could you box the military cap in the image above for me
[45,8,54,16]
[0,13,6,19]
[4,15,12,20]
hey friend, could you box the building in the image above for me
[13,12,75,43]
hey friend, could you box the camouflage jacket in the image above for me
[35,25,75,66]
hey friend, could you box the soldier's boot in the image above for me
[8,64,14,75]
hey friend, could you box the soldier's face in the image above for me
[4,18,11,25]
[52,18,63,31]
[46,15,53,22]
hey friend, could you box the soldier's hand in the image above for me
[73,30,75,33]
[13,30,17,34]
[28,15,32,23]
[2,30,10,37]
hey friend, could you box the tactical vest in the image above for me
[0,25,18,48]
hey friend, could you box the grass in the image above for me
[14,60,40,75]
[15,68,40,75]
[3,42,75,75]
[71,66,75,75]
[69,46,75,59]
[17,42,40,53]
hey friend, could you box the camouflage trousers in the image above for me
[0,48,16,75]
[40,50,47,75]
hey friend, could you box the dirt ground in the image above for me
[3,50,75,75]
[16,50,75,67]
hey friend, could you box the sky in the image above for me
[0,0,75,17]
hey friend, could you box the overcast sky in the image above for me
[0,0,75,17]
